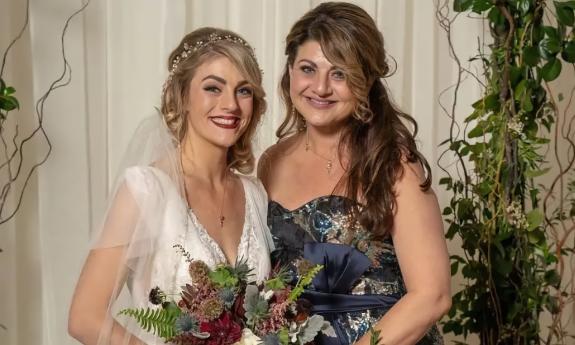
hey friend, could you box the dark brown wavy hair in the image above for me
[278,2,431,239]
[161,27,266,174]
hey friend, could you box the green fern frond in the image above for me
[369,326,382,345]
[288,264,323,302]
[119,303,181,340]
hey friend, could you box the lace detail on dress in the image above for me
[187,198,251,266]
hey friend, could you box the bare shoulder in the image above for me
[257,135,301,188]
[395,159,432,195]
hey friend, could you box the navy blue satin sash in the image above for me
[302,243,399,345]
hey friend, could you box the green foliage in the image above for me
[0,77,19,120]
[369,327,382,345]
[439,0,575,344]
[265,266,290,290]
[118,302,181,340]
[288,264,323,302]
[243,284,269,327]
[209,258,253,288]
[209,265,240,288]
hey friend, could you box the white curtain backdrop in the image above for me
[2,1,568,344]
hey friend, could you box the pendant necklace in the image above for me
[180,148,229,228]
[305,129,336,175]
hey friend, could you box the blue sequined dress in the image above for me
[268,196,443,345]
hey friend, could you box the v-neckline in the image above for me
[185,177,250,265]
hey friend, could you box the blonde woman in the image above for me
[69,27,273,345]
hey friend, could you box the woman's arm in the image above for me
[356,162,451,345]
[68,182,146,345]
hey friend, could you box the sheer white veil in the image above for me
[90,113,274,345]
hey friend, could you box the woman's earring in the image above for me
[293,106,306,131]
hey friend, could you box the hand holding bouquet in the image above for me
[120,251,335,345]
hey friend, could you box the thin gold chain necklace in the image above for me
[304,129,337,175]
[180,148,229,228]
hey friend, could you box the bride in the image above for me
[68,27,273,345]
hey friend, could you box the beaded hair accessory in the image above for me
[163,33,259,95]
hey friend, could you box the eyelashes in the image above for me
[203,85,253,97]
[298,64,346,80]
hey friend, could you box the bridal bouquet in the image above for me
[120,249,335,345]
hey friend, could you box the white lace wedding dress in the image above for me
[95,165,274,345]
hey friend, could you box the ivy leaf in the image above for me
[0,95,19,112]
[453,0,473,12]
[541,58,562,81]
[2,86,15,96]
[564,1,575,10]
[451,261,459,275]
[562,40,575,63]
[523,46,540,66]
[518,0,531,15]
[468,122,485,138]
[543,26,561,41]
[555,2,575,26]
[525,167,551,178]
[539,38,561,59]
[544,269,561,288]
[526,209,544,231]
[471,0,493,13]
[528,229,545,245]
[514,80,528,100]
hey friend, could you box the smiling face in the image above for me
[184,55,254,149]
[289,40,357,132]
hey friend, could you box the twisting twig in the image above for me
[0,0,92,225]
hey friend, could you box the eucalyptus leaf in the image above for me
[297,315,334,344]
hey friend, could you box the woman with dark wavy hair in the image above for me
[258,3,450,345]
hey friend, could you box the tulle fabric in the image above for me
[91,114,274,344]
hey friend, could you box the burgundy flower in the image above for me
[200,312,242,345]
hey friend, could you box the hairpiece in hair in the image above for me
[162,32,259,96]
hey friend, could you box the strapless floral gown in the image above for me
[268,196,443,345]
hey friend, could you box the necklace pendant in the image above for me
[326,160,333,174]
[220,216,225,227]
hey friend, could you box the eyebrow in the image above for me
[201,75,250,87]
[296,58,340,71]
[296,59,318,68]
[202,75,227,84]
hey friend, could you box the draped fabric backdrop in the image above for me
[1,1,569,344]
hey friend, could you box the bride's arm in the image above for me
[69,181,146,345]
[69,247,145,345]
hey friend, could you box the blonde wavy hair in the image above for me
[161,27,266,174]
